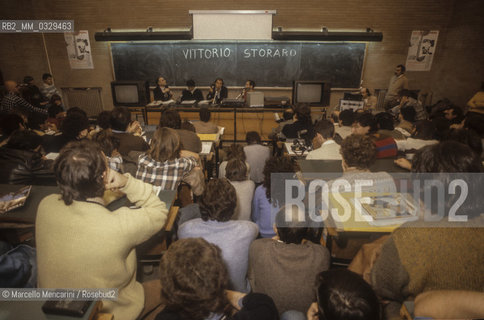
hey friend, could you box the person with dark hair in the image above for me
[97,110,112,130]
[36,140,168,320]
[155,238,278,320]
[307,269,380,320]
[466,81,484,114]
[244,131,270,184]
[136,127,199,191]
[441,104,464,125]
[40,73,62,100]
[353,113,398,159]
[391,89,427,121]
[159,108,202,153]
[42,112,90,153]
[375,112,406,140]
[270,108,295,141]
[225,159,255,221]
[339,134,396,193]
[0,129,55,185]
[192,107,219,134]
[20,75,47,108]
[252,156,300,238]
[45,99,65,132]
[306,119,341,160]
[372,141,484,319]
[109,106,149,156]
[334,109,355,140]
[384,64,408,110]
[238,79,255,101]
[219,143,249,179]
[93,129,123,172]
[178,178,259,293]
[153,76,173,101]
[66,106,87,117]
[1,80,48,117]
[395,106,416,136]
[207,78,228,104]
[249,204,330,315]
[282,104,315,145]
[181,79,203,102]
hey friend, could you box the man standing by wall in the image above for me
[384,64,409,110]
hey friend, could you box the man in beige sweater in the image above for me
[36,140,168,320]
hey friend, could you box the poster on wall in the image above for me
[405,30,438,71]
[64,30,94,69]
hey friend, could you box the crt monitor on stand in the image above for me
[292,81,331,106]
[111,81,149,107]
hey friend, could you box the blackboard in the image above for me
[111,42,365,88]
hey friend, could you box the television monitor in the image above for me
[292,81,331,106]
[111,81,149,107]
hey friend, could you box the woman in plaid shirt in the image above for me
[136,127,199,190]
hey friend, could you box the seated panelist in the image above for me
[206,78,228,104]
[153,76,173,101]
[180,79,203,102]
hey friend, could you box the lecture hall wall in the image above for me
[0,0,483,110]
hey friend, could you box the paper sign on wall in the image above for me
[64,30,94,69]
[405,30,438,71]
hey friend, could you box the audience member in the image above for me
[40,73,62,100]
[20,75,47,108]
[282,104,315,145]
[93,129,123,172]
[159,108,202,153]
[396,106,416,136]
[42,112,89,153]
[178,178,259,293]
[0,130,55,185]
[373,141,484,319]
[180,79,203,102]
[225,159,255,221]
[270,108,294,140]
[36,140,169,320]
[192,107,219,134]
[396,120,438,154]
[352,113,398,159]
[110,106,149,156]
[45,102,65,132]
[219,143,249,179]
[339,134,396,193]
[306,119,342,160]
[249,204,330,314]
[1,80,48,117]
[466,82,484,114]
[252,156,300,238]
[375,112,406,140]
[307,269,380,320]
[155,238,278,320]
[334,109,354,140]
[136,127,199,191]
[244,131,270,184]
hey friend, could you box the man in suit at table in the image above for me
[306,119,342,160]
[207,78,228,104]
